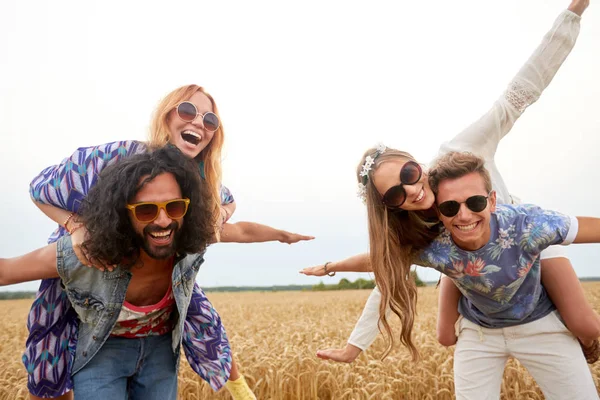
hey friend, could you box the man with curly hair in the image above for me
[1,146,229,399]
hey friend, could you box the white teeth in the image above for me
[182,130,201,139]
[415,189,424,202]
[456,223,477,231]
[150,230,171,238]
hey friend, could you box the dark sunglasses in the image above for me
[126,198,190,223]
[437,192,493,218]
[175,102,220,132]
[382,161,423,208]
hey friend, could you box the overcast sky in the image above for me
[1,0,599,292]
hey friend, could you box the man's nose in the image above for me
[154,208,172,227]
[455,203,472,220]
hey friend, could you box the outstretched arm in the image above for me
[299,253,371,276]
[573,217,600,243]
[218,221,314,244]
[438,3,585,202]
[0,243,59,286]
[441,3,584,160]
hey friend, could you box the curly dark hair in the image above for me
[79,145,216,267]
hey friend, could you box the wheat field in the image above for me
[1,284,599,400]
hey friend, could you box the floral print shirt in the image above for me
[415,204,577,328]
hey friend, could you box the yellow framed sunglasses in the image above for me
[126,198,190,223]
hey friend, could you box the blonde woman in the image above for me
[301,0,599,365]
[25,84,311,400]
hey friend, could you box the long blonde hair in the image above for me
[148,84,224,235]
[358,147,439,360]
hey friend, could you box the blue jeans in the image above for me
[73,334,178,400]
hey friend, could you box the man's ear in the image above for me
[489,190,497,212]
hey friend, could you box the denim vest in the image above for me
[55,235,204,375]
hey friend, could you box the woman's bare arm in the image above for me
[0,243,59,286]
[299,253,371,276]
[218,221,314,244]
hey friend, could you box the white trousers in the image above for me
[454,311,598,400]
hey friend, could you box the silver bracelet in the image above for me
[323,261,336,277]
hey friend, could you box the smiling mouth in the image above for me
[148,229,173,243]
[414,188,425,203]
[455,221,479,232]
[181,130,201,145]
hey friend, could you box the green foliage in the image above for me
[311,272,425,291]
[0,291,36,300]
[204,285,313,292]
[311,277,376,291]
[411,270,426,287]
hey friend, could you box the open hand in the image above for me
[299,263,328,276]
[316,344,362,363]
[279,232,315,244]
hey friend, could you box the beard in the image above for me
[134,221,181,260]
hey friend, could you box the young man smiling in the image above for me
[0,147,255,399]
[416,151,600,400]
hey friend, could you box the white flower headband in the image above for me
[357,143,386,204]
